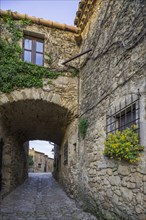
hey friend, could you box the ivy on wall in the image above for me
[0,15,62,93]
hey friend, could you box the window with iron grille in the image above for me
[106,93,140,138]
[64,141,68,165]
[23,36,44,66]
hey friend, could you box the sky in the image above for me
[29,140,54,159]
[0,0,80,25]
[0,0,80,156]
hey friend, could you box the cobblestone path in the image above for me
[0,173,97,220]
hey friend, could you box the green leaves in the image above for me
[79,118,89,139]
[104,125,144,163]
[2,15,31,42]
[0,17,62,93]
[0,44,62,93]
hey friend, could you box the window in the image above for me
[116,104,136,131]
[64,141,68,165]
[106,93,140,137]
[38,163,41,168]
[23,36,44,66]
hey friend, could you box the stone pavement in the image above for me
[0,173,97,220]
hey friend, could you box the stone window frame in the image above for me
[22,32,44,66]
[106,92,140,139]
[63,141,68,165]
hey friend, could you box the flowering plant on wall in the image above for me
[104,125,144,163]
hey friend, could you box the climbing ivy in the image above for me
[0,14,63,93]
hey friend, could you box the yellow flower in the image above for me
[120,135,125,141]
[104,126,143,163]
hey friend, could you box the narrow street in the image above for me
[0,173,97,220]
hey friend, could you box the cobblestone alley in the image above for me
[0,173,97,220]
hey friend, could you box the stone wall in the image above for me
[54,118,79,198]
[1,14,79,70]
[22,24,79,69]
[1,136,28,198]
[29,148,54,172]
[77,0,146,219]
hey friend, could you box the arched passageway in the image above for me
[0,89,77,197]
[1,99,73,144]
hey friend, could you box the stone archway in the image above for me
[0,80,78,197]
[1,99,74,144]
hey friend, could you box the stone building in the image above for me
[0,9,79,198]
[0,1,146,219]
[79,1,146,219]
[54,1,146,219]
[29,148,53,172]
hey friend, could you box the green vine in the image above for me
[79,117,89,139]
[0,15,63,93]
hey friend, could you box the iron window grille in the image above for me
[106,92,140,139]
[64,141,68,165]
[23,35,44,66]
